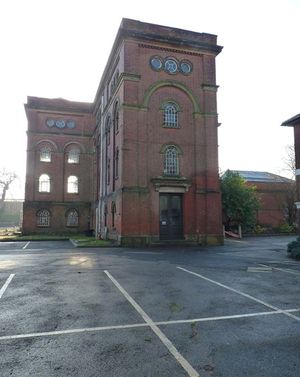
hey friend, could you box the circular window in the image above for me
[180,61,193,75]
[66,120,76,129]
[164,58,178,74]
[55,120,65,129]
[150,56,163,71]
[46,119,55,127]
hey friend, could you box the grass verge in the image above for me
[0,231,113,247]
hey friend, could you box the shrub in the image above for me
[287,238,300,260]
[287,240,299,253]
[291,247,300,260]
[278,223,296,233]
[253,225,267,234]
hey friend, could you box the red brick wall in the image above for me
[246,181,290,228]
[23,20,224,244]
[23,98,95,234]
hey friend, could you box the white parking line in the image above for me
[177,266,300,323]
[156,307,300,325]
[104,270,199,377]
[22,241,30,250]
[0,274,15,299]
[0,322,148,341]
[259,264,300,276]
[1,307,300,342]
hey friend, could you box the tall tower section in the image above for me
[94,19,223,246]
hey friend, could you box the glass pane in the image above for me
[68,149,80,164]
[40,148,51,162]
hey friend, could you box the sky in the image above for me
[1,0,299,199]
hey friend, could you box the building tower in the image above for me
[23,19,224,246]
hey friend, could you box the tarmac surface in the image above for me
[0,236,299,377]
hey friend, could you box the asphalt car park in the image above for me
[0,237,300,377]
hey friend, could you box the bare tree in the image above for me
[283,144,296,178]
[0,169,17,210]
[282,145,297,226]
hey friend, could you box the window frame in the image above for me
[36,209,51,227]
[39,147,52,162]
[67,147,80,164]
[163,102,180,128]
[67,175,79,194]
[38,174,51,193]
[66,209,79,227]
[163,145,180,176]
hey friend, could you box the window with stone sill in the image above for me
[66,209,79,227]
[39,174,51,192]
[67,148,80,164]
[67,175,79,194]
[163,102,179,128]
[163,146,179,176]
[40,147,51,162]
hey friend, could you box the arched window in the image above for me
[115,147,119,178]
[164,146,179,175]
[37,209,50,227]
[111,202,116,227]
[163,102,179,128]
[67,147,80,164]
[104,204,108,227]
[67,175,78,193]
[40,147,51,162]
[113,102,119,133]
[106,117,111,146]
[66,209,79,227]
[39,174,51,192]
[107,158,111,185]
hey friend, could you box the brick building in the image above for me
[23,18,224,246]
[23,98,95,234]
[233,171,294,228]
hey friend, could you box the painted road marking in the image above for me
[259,264,300,276]
[0,274,15,299]
[177,266,300,323]
[247,266,272,273]
[22,242,30,250]
[156,307,300,326]
[0,323,148,341]
[1,307,300,342]
[104,270,199,377]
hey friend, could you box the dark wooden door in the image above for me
[159,194,183,240]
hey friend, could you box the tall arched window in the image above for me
[67,175,78,193]
[66,209,79,227]
[39,174,51,192]
[115,147,119,178]
[104,204,108,227]
[111,201,116,228]
[113,102,119,133]
[163,102,179,128]
[67,147,80,164]
[37,209,50,227]
[164,146,179,175]
[40,147,51,162]
[106,117,111,146]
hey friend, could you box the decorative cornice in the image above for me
[138,43,204,57]
[202,84,219,92]
[151,176,191,192]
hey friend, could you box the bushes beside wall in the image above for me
[287,237,300,260]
